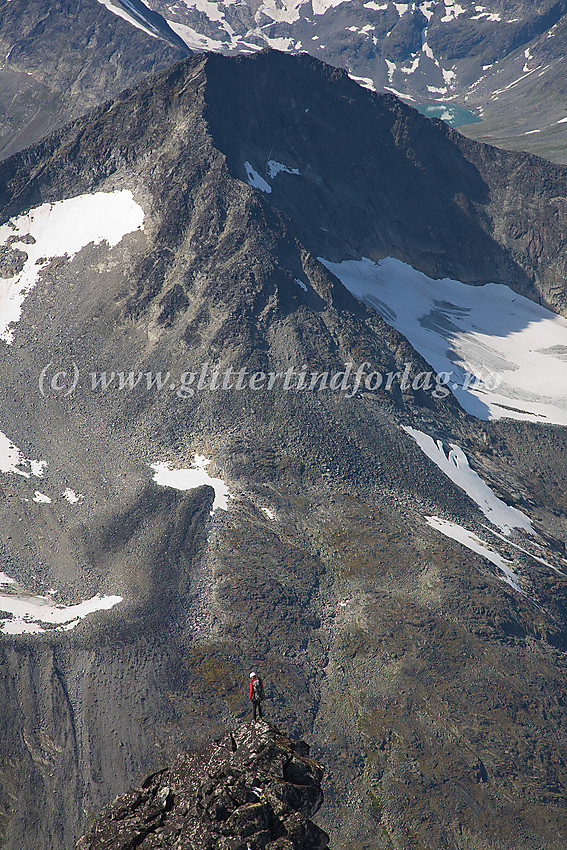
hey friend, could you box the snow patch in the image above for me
[244,162,272,193]
[471,9,501,21]
[0,190,145,344]
[421,28,437,63]
[63,488,83,504]
[401,57,420,75]
[0,583,123,635]
[403,427,533,535]
[151,454,232,514]
[264,35,295,50]
[167,19,231,49]
[261,507,275,520]
[426,517,524,593]
[32,491,51,504]
[385,59,396,83]
[418,1,434,20]
[295,278,308,292]
[350,75,376,91]
[384,87,415,101]
[180,0,229,23]
[442,68,456,86]
[0,431,46,479]
[267,160,300,179]
[320,255,567,425]
[441,1,465,22]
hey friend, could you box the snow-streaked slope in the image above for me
[426,516,524,593]
[403,426,533,535]
[151,453,232,514]
[0,190,145,344]
[321,256,567,425]
[484,525,566,576]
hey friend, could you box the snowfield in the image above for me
[0,190,145,344]
[321,256,567,425]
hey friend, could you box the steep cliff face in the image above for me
[0,51,566,850]
[75,722,328,850]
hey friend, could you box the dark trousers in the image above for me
[252,700,263,720]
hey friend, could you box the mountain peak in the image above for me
[76,721,328,850]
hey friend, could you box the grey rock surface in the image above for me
[75,721,328,850]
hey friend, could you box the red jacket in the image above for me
[250,677,263,701]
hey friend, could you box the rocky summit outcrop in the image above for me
[7,0,567,163]
[75,722,328,850]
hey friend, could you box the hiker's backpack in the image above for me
[252,677,265,702]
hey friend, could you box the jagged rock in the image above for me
[0,244,27,277]
[75,722,328,850]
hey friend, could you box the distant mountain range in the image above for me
[0,0,188,160]
[2,0,567,162]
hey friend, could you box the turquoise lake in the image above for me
[416,103,482,127]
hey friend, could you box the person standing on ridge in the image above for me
[250,671,265,721]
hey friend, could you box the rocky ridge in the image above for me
[88,0,567,162]
[75,721,328,850]
[5,0,567,162]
